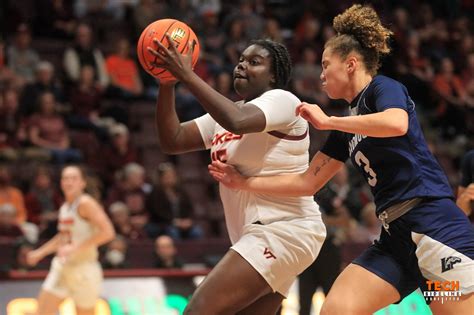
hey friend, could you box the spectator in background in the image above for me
[347,202,381,244]
[146,163,203,240]
[108,201,146,240]
[223,19,249,69]
[101,123,139,186]
[0,39,20,90]
[432,56,468,137]
[24,165,62,238]
[63,23,109,90]
[0,165,27,224]
[132,0,167,39]
[0,89,27,161]
[67,65,109,142]
[28,91,82,165]
[262,18,284,44]
[106,162,151,209]
[214,71,239,102]
[154,235,183,269]
[316,165,366,221]
[34,0,77,39]
[20,61,64,117]
[457,149,474,219]
[105,38,143,99]
[6,24,40,86]
[0,204,24,239]
[102,235,129,269]
[292,46,327,105]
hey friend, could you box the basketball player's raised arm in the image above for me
[209,151,344,196]
[155,82,207,154]
[149,35,266,135]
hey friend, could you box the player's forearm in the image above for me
[180,72,246,133]
[156,84,183,153]
[243,173,315,196]
[327,110,408,137]
[36,234,62,258]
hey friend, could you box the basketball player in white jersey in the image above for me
[148,38,326,314]
[27,165,115,315]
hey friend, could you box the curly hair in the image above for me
[325,4,393,75]
[251,39,292,89]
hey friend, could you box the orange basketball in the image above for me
[137,19,200,82]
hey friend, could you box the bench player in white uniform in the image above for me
[148,38,326,314]
[27,165,115,315]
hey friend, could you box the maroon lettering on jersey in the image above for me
[263,247,276,259]
[211,132,243,146]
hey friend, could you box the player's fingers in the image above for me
[208,164,222,173]
[295,104,304,115]
[187,39,196,57]
[152,38,171,57]
[209,170,224,182]
[214,160,233,171]
[165,33,179,54]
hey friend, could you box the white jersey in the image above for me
[57,194,98,263]
[195,89,321,243]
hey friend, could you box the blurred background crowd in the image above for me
[0,0,472,279]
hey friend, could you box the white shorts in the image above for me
[231,215,326,297]
[42,257,103,309]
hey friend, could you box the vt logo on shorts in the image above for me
[263,247,276,259]
[441,256,461,272]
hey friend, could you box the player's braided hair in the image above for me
[251,39,292,89]
[326,4,393,75]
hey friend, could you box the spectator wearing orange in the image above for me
[0,165,27,224]
[432,57,469,136]
[105,38,143,99]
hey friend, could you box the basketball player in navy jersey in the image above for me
[209,4,474,314]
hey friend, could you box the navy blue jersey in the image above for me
[321,75,454,214]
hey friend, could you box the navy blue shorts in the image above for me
[353,198,474,303]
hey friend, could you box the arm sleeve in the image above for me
[373,79,410,112]
[460,150,474,187]
[247,89,301,132]
[194,114,216,149]
[320,130,349,162]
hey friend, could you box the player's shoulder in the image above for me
[263,89,301,103]
[372,75,404,89]
[79,194,100,207]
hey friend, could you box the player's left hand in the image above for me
[296,102,331,130]
[208,160,247,189]
[147,34,195,81]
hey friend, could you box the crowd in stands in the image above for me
[0,0,473,272]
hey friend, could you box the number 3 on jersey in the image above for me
[211,149,227,162]
[355,150,377,187]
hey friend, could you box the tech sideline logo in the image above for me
[423,280,461,304]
